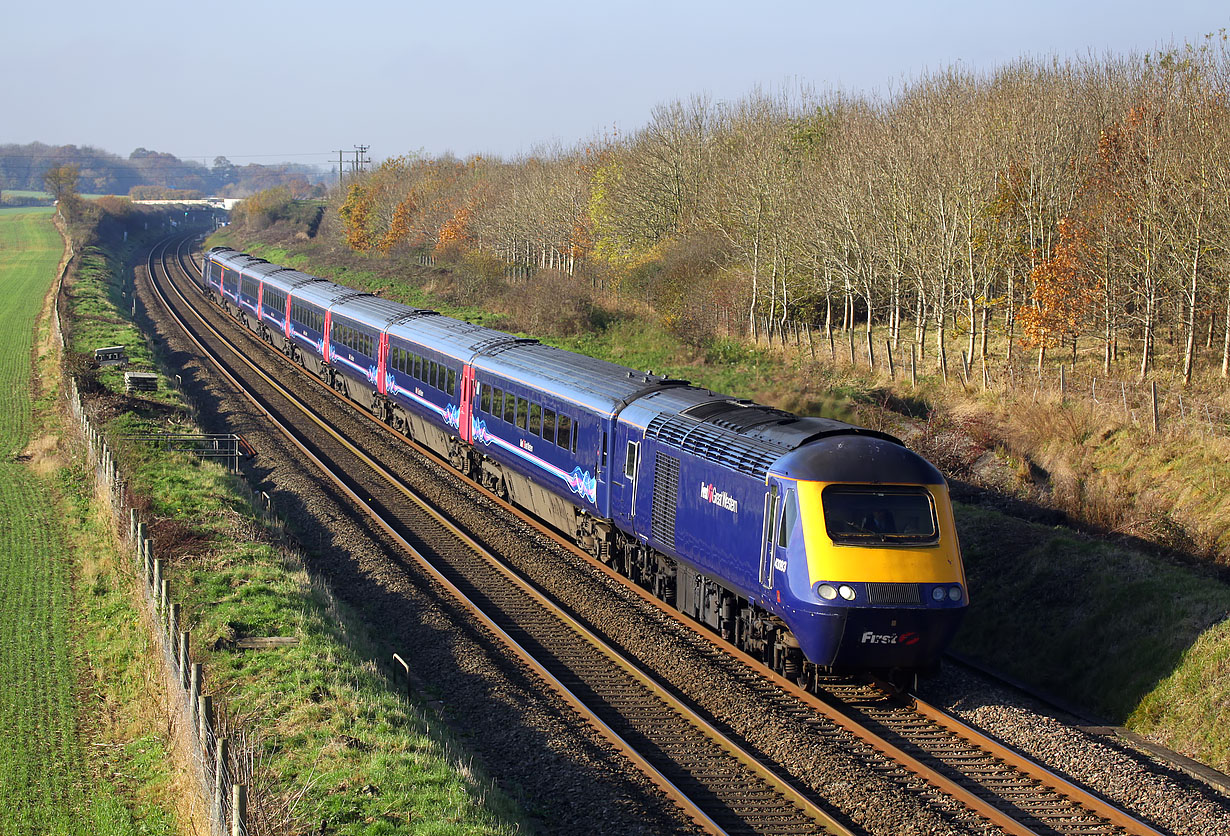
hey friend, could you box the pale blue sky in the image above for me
[4,0,1226,168]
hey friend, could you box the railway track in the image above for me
[143,235,1171,836]
[146,238,854,835]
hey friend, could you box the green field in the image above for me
[0,213,146,834]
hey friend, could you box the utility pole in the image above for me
[337,149,344,188]
[354,145,370,175]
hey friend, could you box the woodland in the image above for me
[287,37,1230,388]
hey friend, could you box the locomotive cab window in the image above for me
[821,486,938,545]
[778,488,798,548]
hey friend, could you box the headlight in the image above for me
[816,583,837,600]
[948,586,963,602]
[838,584,856,601]
[931,587,946,601]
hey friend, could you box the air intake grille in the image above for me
[866,583,922,605]
[651,453,680,549]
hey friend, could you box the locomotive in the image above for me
[201,247,967,685]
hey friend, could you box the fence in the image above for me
[71,379,250,836]
[751,315,1230,438]
[55,233,252,835]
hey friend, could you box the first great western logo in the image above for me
[700,482,739,513]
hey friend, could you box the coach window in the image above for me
[557,414,572,452]
[447,368,456,396]
[480,384,492,413]
[529,403,541,436]
[542,409,556,445]
[516,397,528,430]
[503,391,516,424]
[492,388,504,419]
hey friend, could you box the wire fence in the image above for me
[752,315,1230,439]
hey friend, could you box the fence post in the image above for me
[190,664,202,730]
[865,330,875,372]
[199,694,213,749]
[1122,382,1130,421]
[232,784,247,836]
[885,340,895,379]
[214,738,228,825]
[1059,364,1066,397]
[179,631,191,689]
[153,559,163,602]
[1151,381,1160,434]
[910,345,917,389]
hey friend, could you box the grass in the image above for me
[212,227,1230,774]
[0,211,172,834]
[71,223,528,833]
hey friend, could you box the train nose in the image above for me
[834,606,966,668]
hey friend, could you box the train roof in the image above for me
[210,249,266,272]
[386,313,518,362]
[621,385,905,482]
[290,281,369,310]
[329,294,416,329]
[473,341,689,416]
[258,267,325,293]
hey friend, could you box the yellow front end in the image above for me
[798,481,965,587]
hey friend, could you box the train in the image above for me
[200,246,967,686]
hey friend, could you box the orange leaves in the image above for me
[339,182,377,252]
[1018,216,1098,347]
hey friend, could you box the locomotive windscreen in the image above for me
[821,486,938,545]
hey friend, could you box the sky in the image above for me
[4,0,1228,171]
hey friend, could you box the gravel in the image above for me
[919,665,1230,836]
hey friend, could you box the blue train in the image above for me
[202,247,967,685]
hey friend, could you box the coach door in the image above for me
[610,421,644,535]
[760,482,779,589]
[458,365,476,443]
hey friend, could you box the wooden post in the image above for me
[910,345,917,389]
[169,602,180,643]
[190,664,202,731]
[827,328,835,360]
[1122,382,1130,421]
[214,738,228,824]
[806,324,816,359]
[143,540,153,586]
[179,631,191,688]
[161,580,170,620]
[885,340,895,379]
[136,522,147,557]
[129,509,136,543]
[199,694,213,749]
[232,784,247,836]
[153,559,163,603]
[865,330,875,372]
[847,329,855,365]
[1059,364,1066,397]
[1151,381,1160,434]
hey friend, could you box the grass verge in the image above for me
[70,219,527,832]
